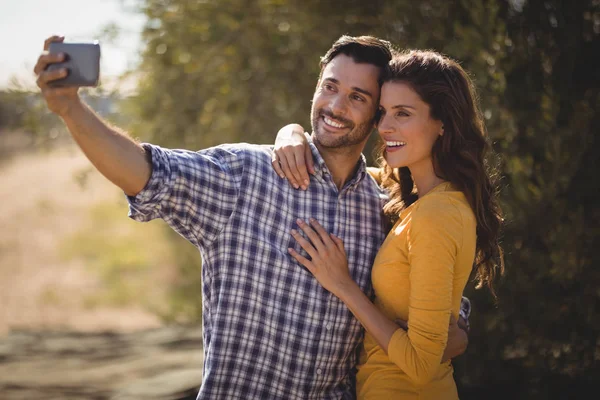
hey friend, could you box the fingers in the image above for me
[284,145,308,189]
[295,219,327,254]
[44,35,64,51]
[287,247,316,274]
[274,148,301,189]
[34,36,66,87]
[293,218,343,257]
[36,67,68,89]
[291,145,310,188]
[307,218,336,249]
[283,146,306,189]
[290,229,319,260]
[272,143,311,190]
[34,52,66,76]
[271,152,285,179]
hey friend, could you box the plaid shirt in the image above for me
[127,142,389,399]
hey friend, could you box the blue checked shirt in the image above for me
[127,141,389,399]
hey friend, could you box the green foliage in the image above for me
[124,0,599,397]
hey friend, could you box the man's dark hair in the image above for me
[320,35,394,84]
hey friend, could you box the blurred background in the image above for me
[0,0,598,399]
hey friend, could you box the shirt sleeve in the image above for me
[386,196,463,385]
[127,143,244,248]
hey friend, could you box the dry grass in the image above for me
[0,139,175,336]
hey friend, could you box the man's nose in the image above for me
[329,95,348,116]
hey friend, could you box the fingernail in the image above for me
[309,217,315,223]
[301,185,307,190]
[304,179,309,185]
[293,184,299,189]
[279,174,285,179]
[291,229,298,235]
[287,248,294,253]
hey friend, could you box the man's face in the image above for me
[310,54,381,151]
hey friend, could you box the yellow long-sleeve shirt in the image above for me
[356,181,476,399]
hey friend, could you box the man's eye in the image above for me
[352,94,365,102]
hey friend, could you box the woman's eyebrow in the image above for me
[390,104,416,110]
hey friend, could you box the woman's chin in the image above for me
[384,155,406,169]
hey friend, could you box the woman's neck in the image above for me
[410,160,446,198]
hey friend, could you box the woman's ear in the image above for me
[440,125,445,136]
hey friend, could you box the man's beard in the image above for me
[311,107,374,149]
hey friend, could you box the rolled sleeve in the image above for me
[127,143,177,222]
[126,143,243,248]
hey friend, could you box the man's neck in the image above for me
[314,141,365,190]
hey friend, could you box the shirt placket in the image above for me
[311,172,356,395]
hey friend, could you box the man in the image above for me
[34,34,467,399]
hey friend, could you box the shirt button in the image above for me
[317,368,323,375]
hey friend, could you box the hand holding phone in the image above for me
[46,41,101,87]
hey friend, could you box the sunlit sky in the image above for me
[0,0,146,91]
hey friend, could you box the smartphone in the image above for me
[46,41,101,87]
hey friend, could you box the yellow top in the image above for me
[356,180,476,399]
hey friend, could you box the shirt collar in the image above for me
[308,140,368,188]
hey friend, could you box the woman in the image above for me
[272,50,504,398]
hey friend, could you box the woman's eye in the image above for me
[396,111,409,117]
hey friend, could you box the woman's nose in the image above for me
[378,114,394,133]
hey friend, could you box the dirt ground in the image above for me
[0,137,162,336]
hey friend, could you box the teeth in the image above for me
[324,116,345,129]
[386,141,406,147]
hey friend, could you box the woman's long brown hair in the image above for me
[378,50,504,299]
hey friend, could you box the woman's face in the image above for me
[377,81,443,171]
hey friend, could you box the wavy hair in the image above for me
[377,50,504,298]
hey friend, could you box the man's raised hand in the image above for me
[34,35,81,116]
